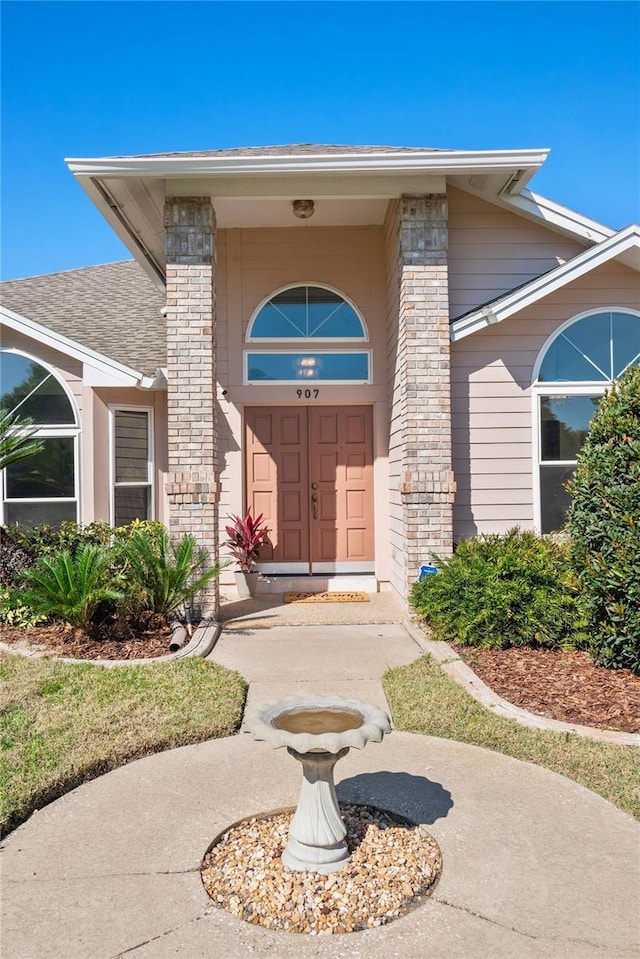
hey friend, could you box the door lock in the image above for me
[311,482,318,490]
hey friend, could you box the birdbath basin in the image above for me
[245,695,391,874]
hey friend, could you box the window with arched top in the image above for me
[533,309,640,533]
[1,350,79,528]
[245,285,371,383]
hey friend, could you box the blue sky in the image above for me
[1,0,638,280]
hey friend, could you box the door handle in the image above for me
[311,491,318,519]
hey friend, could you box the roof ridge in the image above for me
[116,143,447,159]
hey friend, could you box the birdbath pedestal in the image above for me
[245,696,391,875]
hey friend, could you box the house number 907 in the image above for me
[296,389,320,399]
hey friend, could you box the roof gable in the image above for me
[450,225,640,341]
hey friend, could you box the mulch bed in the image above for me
[454,644,640,734]
[0,620,173,660]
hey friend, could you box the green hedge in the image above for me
[410,528,585,649]
[568,364,640,673]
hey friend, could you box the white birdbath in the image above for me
[245,695,391,874]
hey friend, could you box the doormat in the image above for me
[284,591,370,604]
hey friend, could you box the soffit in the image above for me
[68,146,551,287]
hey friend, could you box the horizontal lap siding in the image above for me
[449,278,633,546]
[451,260,640,541]
[384,201,404,595]
[449,355,532,538]
[238,227,384,341]
[216,225,388,574]
[447,187,583,320]
[215,230,235,556]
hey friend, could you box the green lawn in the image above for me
[4,648,638,838]
[383,654,640,821]
[0,653,247,834]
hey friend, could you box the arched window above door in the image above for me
[245,285,371,384]
[248,285,367,341]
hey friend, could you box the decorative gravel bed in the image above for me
[201,804,442,934]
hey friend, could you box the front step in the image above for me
[255,574,378,595]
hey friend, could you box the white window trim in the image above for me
[532,385,607,531]
[246,283,369,342]
[1,348,81,526]
[109,405,154,527]
[244,349,372,386]
[531,307,640,383]
[531,307,640,532]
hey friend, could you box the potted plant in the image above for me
[224,509,269,598]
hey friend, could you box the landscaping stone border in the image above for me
[0,620,221,667]
[404,620,640,747]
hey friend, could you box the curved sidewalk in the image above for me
[2,731,639,959]
[2,621,639,958]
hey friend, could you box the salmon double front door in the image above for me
[245,406,374,574]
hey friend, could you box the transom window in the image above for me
[245,285,370,384]
[534,310,639,533]
[1,350,79,528]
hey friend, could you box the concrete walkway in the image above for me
[2,622,640,959]
[210,621,420,720]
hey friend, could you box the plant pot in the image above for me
[234,570,260,599]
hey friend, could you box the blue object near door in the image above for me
[419,564,438,581]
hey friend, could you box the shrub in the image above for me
[224,510,269,571]
[5,521,113,558]
[409,528,585,649]
[15,545,124,632]
[0,526,36,587]
[567,364,640,673]
[121,529,226,618]
[0,587,48,627]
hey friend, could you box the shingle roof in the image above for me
[1,261,165,376]
[121,143,446,159]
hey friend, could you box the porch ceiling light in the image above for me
[292,199,315,219]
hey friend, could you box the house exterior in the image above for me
[1,144,638,608]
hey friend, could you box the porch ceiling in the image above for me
[66,146,551,289]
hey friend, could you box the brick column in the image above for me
[398,195,455,594]
[164,197,219,616]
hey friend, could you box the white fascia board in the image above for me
[503,189,614,244]
[450,224,640,342]
[65,149,550,179]
[0,305,156,388]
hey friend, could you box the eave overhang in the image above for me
[450,224,640,342]
[65,148,551,289]
[66,148,550,178]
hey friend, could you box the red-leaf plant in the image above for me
[224,509,270,572]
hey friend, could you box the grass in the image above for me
[0,653,247,834]
[383,654,640,821]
